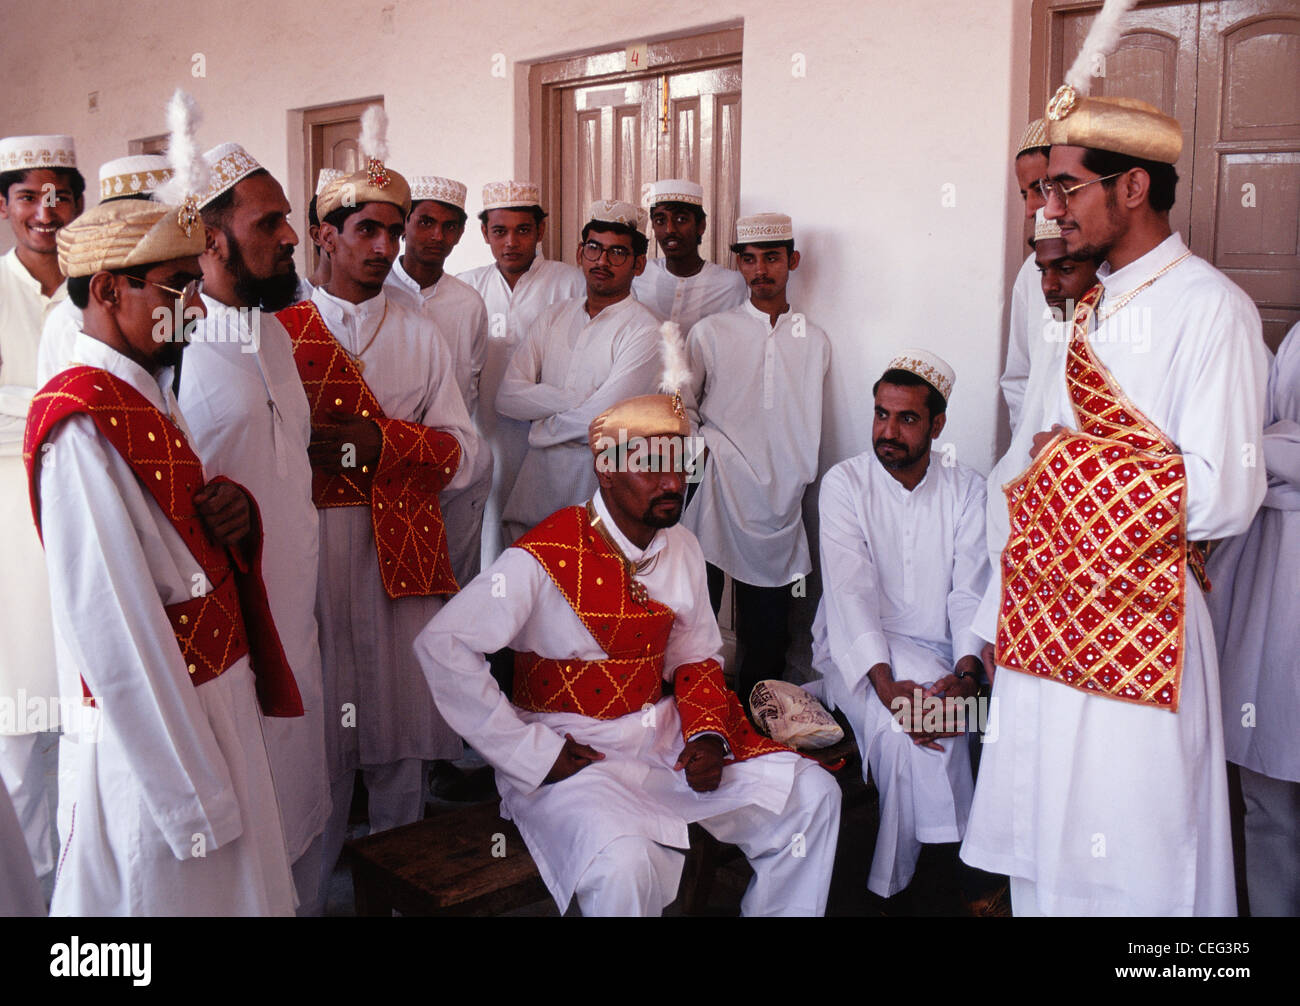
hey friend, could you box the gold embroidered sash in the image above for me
[995,283,1191,711]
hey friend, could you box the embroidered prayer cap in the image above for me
[410,175,468,210]
[315,168,345,196]
[1046,93,1182,164]
[1030,206,1064,247]
[98,155,171,202]
[316,106,411,220]
[588,394,690,455]
[647,178,704,208]
[885,349,956,403]
[587,198,646,233]
[1015,118,1049,156]
[0,134,77,171]
[198,142,264,208]
[481,180,541,211]
[734,212,793,245]
[57,199,206,278]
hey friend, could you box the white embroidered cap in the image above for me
[481,180,540,211]
[0,134,77,171]
[588,198,645,232]
[886,348,956,403]
[315,168,344,196]
[734,212,793,244]
[198,143,263,208]
[646,178,703,207]
[1031,206,1063,247]
[409,175,468,210]
[99,155,171,201]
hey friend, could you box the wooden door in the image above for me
[1036,1,1300,350]
[303,99,377,272]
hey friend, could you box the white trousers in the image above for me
[316,759,425,911]
[826,636,974,898]
[0,732,57,877]
[1239,765,1300,917]
[572,755,840,917]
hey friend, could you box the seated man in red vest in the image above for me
[24,189,303,915]
[416,380,841,916]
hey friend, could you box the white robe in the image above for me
[309,286,478,773]
[961,232,1270,916]
[631,257,748,334]
[458,254,585,560]
[36,297,82,386]
[680,301,830,586]
[999,253,1049,435]
[0,775,43,916]
[415,489,840,914]
[1206,323,1300,782]
[41,333,296,916]
[177,297,330,865]
[385,259,494,585]
[496,294,662,539]
[810,451,989,896]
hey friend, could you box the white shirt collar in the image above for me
[3,248,67,305]
[313,284,388,328]
[742,297,791,329]
[391,256,441,299]
[69,331,174,415]
[592,488,668,563]
[1097,231,1188,290]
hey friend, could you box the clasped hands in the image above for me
[544,732,727,793]
[870,656,981,751]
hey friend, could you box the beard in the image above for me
[873,437,928,472]
[1068,187,1125,264]
[641,492,684,528]
[225,233,301,311]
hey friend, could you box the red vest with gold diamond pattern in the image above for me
[511,505,790,761]
[277,300,462,599]
[23,366,303,717]
[996,283,1202,711]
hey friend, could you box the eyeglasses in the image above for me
[1035,172,1126,207]
[580,240,632,265]
[123,274,204,301]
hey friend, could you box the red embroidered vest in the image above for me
[277,300,461,599]
[23,366,303,716]
[996,283,1196,711]
[512,506,790,761]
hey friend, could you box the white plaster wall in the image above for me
[1,0,1033,476]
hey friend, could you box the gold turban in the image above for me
[1045,88,1182,164]
[588,394,689,455]
[317,165,411,221]
[57,199,205,278]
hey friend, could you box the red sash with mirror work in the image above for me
[277,301,461,599]
[996,283,1201,712]
[23,366,303,716]
[512,506,789,761]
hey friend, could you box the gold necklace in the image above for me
[586,500,660,604]
[1097,250,1192,323]
[345,301,388,374]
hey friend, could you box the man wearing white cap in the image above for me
[274,109,478,896]
[1028,208,1099,341]
[38,154,173,386]
[177,141,331,913]
[416,386,841,916]
[497,199,662,543]
[386,175,493,585]
[961,59,1268,915]
[811,353,989,903]
[0,132,84,884]
[632,179,746,333]
[299,167,343,303]
[459,181,584,561]
[680,212,829,704]
[25,179,301,914]
[999,119,1052,433]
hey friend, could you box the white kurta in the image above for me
[680,301,830,586]
[1206,323,1300,782]
[309,287,478,773]
[41,333,296,916]
[415,490,840,915]
[386,259,494,585]
[0,775,43,916]
[177,297,330,865]
[998,253,1049,435]
[459,254,585,560]
[36,298,83,386]
[810,451,989,896]
[961,232,1270,916]
[632,257,748,334]
[496,294,662,539]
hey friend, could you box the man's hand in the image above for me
[193,481,252,548]
[1030,423,1067,458]
[543,733,604,785]
[868,664,941,748]
[980,641,997,684]
[309,409,382,474]
[674,735,727,792]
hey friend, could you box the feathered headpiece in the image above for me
[156,89,210,236]
[1047,0,1138,120]
[658,321,691,419]
[359,105,391,189]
